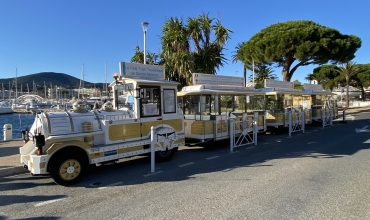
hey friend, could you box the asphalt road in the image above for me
[1,111,370,219]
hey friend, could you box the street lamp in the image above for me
[141,22,149,64]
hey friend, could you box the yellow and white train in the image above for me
[20,62,185,186]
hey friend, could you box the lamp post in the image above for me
[141,22,149,64]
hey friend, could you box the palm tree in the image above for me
[131,46,144,64]
[252,65,278,82]
[232,42,247,86]
[160,13,232,87]
[131,46,160,65]
[336,61,362,107]
[161,17,191,85]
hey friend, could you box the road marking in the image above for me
[355,125,370,133]
[229,150,239,154]
[179,162,194,167]
[34,198,67,207]
[262,142,269,145]
[143,171,163,177]
[245,146,256,149]
[98,181,123,189]
[307,142,317,144]
[206,156,220,160]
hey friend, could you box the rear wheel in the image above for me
[155,148,177,162]
[50,153,86,186]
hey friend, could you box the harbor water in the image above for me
[0,113,35,140]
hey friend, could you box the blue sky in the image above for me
[0,0,369,85]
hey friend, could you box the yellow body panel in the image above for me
[164,119,183,132]
[174,137,185,145]
[46,141,91,155]
[109,123,141,141]
[217,120,227,132]
[191,121,214,135]
[140,121,163,136]
[266,113,285,123]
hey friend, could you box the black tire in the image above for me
[50,153,87,186]
[155,148,177,162]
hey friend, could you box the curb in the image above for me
[0,166,28,178]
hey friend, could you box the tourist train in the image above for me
[19,62,336,186]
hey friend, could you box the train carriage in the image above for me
[177,73,266,145]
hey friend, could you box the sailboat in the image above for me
[0,100,13,114]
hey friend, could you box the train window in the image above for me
[163,89,176,113]
[140,86,161,117]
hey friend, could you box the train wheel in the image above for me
[51,154,86,186]
[155,148,177,162]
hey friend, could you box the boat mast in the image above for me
[78,63,84,100]
[8,81,11,99]
[1,83,4,100]
[15,68,17,99]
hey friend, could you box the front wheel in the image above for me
[155,148,177,162]
[50,154,86,186]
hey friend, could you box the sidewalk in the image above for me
[0,106,369,178]
[0,139,27,177]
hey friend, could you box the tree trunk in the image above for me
[282,56,294,81]
[346,82,350,108]
[243,65,247,87]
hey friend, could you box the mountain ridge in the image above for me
[0,72,105,90]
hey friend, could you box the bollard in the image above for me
[302,110,305,133]
[330,108,333,126]
[340,109,347,123]
[322,108,325,128]
[288,111,292,136]
[3,124,13,141]
[150,126,155,173]
[229,118,234,152]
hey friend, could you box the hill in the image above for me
[0,72,105,90]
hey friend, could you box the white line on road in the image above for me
[98,181,123,189]
[229,151,239,154]
[245,146,256,149]
[179,162,194,167]
[262,142,269,145]
[143,171,163,177]
[34,198,67,207]
[206,156,220,160]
